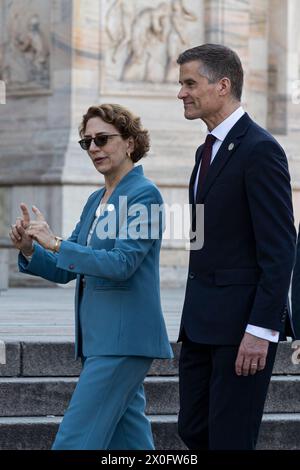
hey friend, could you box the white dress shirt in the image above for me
[194,106,279,343]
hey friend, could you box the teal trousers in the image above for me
[52,355,154,450]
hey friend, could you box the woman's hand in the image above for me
[9,203,34,256]
[26,206,57,251]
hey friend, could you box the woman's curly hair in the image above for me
[79,104,150,163]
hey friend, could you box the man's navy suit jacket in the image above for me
[179,113,297,345]
[291,224,300,339]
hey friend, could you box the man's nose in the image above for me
[177,87,187,99]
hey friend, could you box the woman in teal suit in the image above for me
[9,103,173,450]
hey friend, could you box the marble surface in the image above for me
[1,0,300,284]
[0,0,51,94]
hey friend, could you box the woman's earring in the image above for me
[126,151,131,158]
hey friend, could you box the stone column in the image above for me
[4,0,297,287]
[204,0,270,127]
[0,0,208,286]
[267,0,300,224]
[0,0,102,285]
[247,0,269,126]
[204,0,251,101]
[98,0,206,286]
[267,0,289,135]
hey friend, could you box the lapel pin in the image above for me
[228,143,234,151]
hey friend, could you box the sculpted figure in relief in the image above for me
[106,0,133,63]
[121,2,170,82]
[106,0,197,84]
[2,11,49,89]
[165,0,197,82]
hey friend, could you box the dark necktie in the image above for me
[196,133,217,201]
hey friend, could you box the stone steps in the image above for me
[0,342,180,377]
[1,340,299,377]
[0,375,299,417]
[0,415,184,450]
[0,340,300,449]
[0,414,300,450]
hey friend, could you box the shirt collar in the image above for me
[209,106,245,142]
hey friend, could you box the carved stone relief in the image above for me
[0,0,51,94]
[102,0,204,95]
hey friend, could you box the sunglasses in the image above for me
[78,134,121,150]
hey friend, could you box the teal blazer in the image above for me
[19,166,173,360]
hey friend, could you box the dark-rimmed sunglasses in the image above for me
[78,134,121,151]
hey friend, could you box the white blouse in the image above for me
[86,202,107,246]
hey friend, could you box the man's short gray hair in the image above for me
[177,43,244,101]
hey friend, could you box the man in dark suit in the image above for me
[176,43,296,450]
[291,224,300,339]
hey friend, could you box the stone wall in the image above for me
[1,0,300,287]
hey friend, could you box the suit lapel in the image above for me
[189,145,204,205]
[78,188,106,246]
[188,145,204,234]
[79,165,145,246]
[197,113,252,202]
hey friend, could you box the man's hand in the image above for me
[9,203,34,256]
[235,332,269,376]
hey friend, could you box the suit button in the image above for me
[69,264,75,270]
[281,317,286,323]
[81,278,86,288]
[188,272,196,280]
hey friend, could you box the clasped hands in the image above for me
[9,203,58,255]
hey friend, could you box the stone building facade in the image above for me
[0,0,300,286]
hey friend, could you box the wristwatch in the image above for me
[53,236,63,253]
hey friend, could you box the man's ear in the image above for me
[218,77,231,97]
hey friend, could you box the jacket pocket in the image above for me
[214,268,260,286]
[94,285,131,291]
